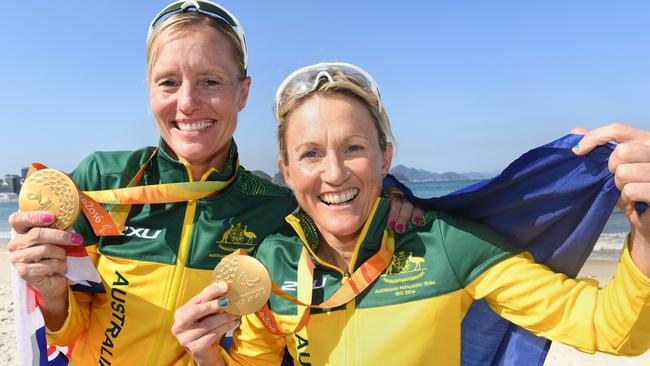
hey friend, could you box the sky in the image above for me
[1,1,649,178]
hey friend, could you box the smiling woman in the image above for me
[148,15,250,180]
[274,64,395,269]
[279,94,393,269]
[8,2,277,364]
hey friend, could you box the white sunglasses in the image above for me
[274,62,383,122]
[148,0,248,70]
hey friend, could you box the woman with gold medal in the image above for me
[172,62,650,365]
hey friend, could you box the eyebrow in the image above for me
[291,133,373,152]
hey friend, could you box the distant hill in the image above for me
[250,170,272,181]
[389,165,493,182]
[272,172,286,187]
[252,166,493,186]
[249,170,287,187]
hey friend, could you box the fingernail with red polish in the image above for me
[396,224,404,233]
[388,221,395,230]
[413,216,421,224]
[71,233,84,244]
[42,213,54,223]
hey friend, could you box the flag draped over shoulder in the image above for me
[11,237,104,366]
[385,134,637,366]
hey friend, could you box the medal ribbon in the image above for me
[27,149,238,236]
[227,229,394,337]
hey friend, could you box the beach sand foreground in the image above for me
[0,247,648,365]
[1,248,16,366]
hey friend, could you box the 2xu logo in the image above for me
[121,226,162,239]
[281,278,327,292]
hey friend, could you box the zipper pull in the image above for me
[343,269,350,278]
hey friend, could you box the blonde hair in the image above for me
[146,12,246,82]
[277,74,394,163]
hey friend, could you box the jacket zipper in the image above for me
[145,165,215,364]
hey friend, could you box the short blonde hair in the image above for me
[146,12,246,82]
[277,73,394,164]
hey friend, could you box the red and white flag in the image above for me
[11,231,104,366]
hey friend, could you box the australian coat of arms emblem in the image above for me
[381,251,427,283]
[217,223,257,252]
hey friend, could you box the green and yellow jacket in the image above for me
[46,142,295,365]
[224,198,650,366]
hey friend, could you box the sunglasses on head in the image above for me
[148,0,248,70]
[274,62,383,122]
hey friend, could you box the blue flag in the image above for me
[385,134,649,366]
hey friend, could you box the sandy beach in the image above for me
[0,247,16,365]
[0,246,648,365]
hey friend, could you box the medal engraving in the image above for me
[212,255,271,316]
[19,169,81,231]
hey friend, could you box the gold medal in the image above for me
[212,254,272,316]
[19,169,81,231]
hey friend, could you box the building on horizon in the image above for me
[0,179,9,193]
[4,174,21,194]
[21,167,29,180]
[0,192,18,200]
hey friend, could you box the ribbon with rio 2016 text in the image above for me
[27,149,238,236]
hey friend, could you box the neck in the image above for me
[317,231,358,272]
[184,154,227,181]
[165,141,231,181]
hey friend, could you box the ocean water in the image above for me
[0,182,629,260]
[0,201,17,244]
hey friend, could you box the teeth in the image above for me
[320,189,359,205]
[177,121,213,132]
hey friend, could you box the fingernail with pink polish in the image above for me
[413,216,421,224]
[42,213,54,223]
[396,224,404,233]
[388,221,395,230]
[71,233,84,244]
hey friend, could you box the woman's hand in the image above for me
[386,187,425,233]
[572,123,650,275]
[172,283,240,366]
[8,210,83,330]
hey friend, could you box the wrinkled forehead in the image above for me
[285,95,380,142]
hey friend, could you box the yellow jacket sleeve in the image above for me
[465,239,650,355]
[221,312,287,366]
[45,244,99,345]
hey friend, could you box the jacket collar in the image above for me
[285,197,390,272]
[156,138,239,183]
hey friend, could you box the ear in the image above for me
[382,143,394,176]
[278,157,295,190]
[238,76,252,111]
